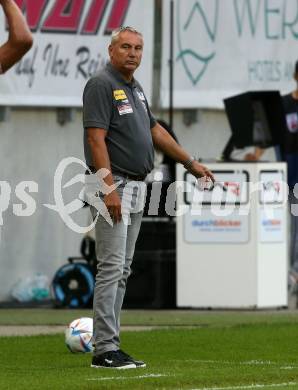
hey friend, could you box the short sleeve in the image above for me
[143,95,157,128]
[148,106,157,129]
[83,78,112,130]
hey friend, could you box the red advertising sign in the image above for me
[0,0,154,106]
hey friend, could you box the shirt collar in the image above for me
[106,62,137,87]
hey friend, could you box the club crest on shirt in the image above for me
[136,90,148,113]
[136,91,146,101]
[117,103,133,115]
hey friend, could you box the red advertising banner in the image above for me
[0,0,154,106]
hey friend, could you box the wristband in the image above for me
[183,156,195,171]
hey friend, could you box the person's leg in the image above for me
[113,209,143,348]
[112,181,146,348]
[89,177,146,357]
[91,207,128,356]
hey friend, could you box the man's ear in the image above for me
[108,44,113,57]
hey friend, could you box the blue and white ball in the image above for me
[65,317,94,353]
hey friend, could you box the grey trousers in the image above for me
[88,174,146,355]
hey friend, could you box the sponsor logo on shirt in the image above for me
[117,103,133,115]
[113,89,127,101]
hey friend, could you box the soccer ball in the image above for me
[65,317,94,353]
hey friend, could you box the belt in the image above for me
[86,166,146,181]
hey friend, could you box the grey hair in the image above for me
[110,26,143,44]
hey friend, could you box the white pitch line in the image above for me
[87,373,169,381]
[188,381,298,390]
[179,360,277,365]
[175,359,298,369]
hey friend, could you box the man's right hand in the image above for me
[104,190,122,224]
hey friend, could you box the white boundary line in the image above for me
[87,373,169,381]
[188,381,298,390]
[172,359,298,370]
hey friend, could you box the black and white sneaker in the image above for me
[118,349,146,368]
[91,351,136,369]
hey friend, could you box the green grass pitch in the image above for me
[1,310,298,389]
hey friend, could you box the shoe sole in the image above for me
[135,363,146,368]
[90,363,136,369]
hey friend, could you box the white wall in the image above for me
[0,108,87,301]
